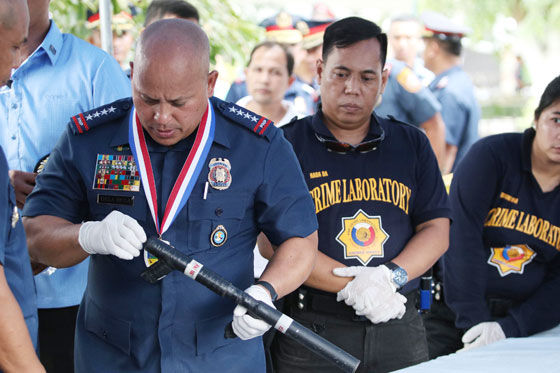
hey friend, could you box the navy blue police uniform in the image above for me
[428,65,480,170]
[375,59,441,127]
[445,128,560,338]
[0,148,38,349]
[23,97,318,372]
[272,110,450,373]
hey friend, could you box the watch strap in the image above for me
[255,280,278,302]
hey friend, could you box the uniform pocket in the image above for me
[84,295,132,356]
[186,193,248,254]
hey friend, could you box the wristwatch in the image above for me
[256,280,278,302]
[384,262,408,289]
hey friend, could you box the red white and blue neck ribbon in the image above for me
[128,99,215,236]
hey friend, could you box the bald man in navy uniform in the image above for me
[23,19,317,372]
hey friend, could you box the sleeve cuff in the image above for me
[498,316,521,338]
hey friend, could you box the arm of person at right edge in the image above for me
[419,113,446,172]
[0,265,44,373]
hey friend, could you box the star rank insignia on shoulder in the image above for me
[68,98,133,135]
[212,97,275,139]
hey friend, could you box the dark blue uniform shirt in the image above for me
[23,97,317,372]
[0,148,38,348]
[375,59,441,127]
[444,128,560,338]
[282,111,450,295]
[429,65,480,170]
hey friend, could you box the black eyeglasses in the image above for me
[314,130,385,154]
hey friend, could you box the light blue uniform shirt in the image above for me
[0,21,131,308]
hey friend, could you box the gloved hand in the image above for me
[460,322,506,351]
[232,284,275,340]
[78,210,146,260]
[333,266,407,324]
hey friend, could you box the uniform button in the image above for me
[102,331,108,339]
[11,135,16,140]
[11,103,17,109]
[298,302,304,310]
[215,208,223,216]
[298,293,305,300]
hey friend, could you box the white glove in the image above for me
[232,284,275,340]
[460,321,506,351]
[78,210,146,260]
[333,266,407,324]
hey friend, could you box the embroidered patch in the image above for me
[336,209,389,265]
[488,244,536,276]
[93,154,140,191]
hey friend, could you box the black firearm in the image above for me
[141,237,360,373]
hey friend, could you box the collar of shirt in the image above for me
[15,20,62,74]
[109,107,231,151]
[521,127,536,173]
[311,108,385,142]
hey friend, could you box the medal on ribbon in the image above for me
[128,99,215,267]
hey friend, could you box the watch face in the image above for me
[392,268,408,287]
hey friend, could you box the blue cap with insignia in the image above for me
[259,12,305,45]
[421,11,471,41]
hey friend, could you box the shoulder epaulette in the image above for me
[211,97,275,139]
[68,98,132,135]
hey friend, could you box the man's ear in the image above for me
[129,61,134,80]
[207,70,219,97]
[316,59,324,85]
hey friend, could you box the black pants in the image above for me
[422,300,464,359]
[38,305,79,373]
[272,290,428,373]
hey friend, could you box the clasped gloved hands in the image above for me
[460,321,505,351]
[232,284,276,340]
[333,265,407,324]
[78,210,147,260]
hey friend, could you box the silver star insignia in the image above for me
[93,111,101,118]
[251,115,258,122]
[108,106,116,113]
[86,114,93,121]
[101,109,108,115]
[229,106,237,113]
[237,108,245,116]
[244,112,251,119]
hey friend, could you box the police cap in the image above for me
[421,11,471,42]
[259,12,304,44]
[298,19,334,50]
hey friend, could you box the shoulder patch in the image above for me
[396,66,422,93]
[212,98,275,139]
[68,98,132,135]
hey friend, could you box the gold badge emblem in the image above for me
[211,225,227,247]
[488,244,536,276]
[11,206,19,228]
[336,209,389,265]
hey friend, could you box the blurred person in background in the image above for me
[388,14,434,85]
[144,0,199,26]
[422,11,480,173]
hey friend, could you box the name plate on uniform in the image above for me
[97,194,134,206]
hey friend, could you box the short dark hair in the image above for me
[535,75,560,120]
[247,41,295,76]
[322,17,388,68]
[432,36,462,56]
[145,0,199,26]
